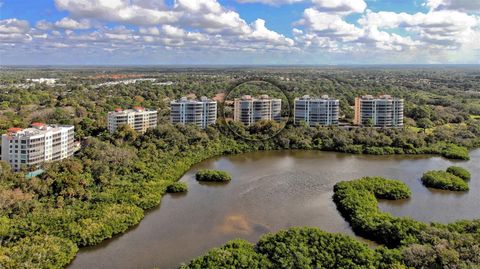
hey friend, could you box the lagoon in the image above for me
[69,149,480,269]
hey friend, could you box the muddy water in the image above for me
[68,149,480,269]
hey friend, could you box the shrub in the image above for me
[196,170,232,182]
[421,170,469,191]
[181,227,397,269]
[256,227,379,269]
[332,176,480,268]
[441,144,470,160]
[365,147,385,155]
[1,235,78,269]
[166,182,188,193]
[179,239,271,269]
[340,145,364,154]
[333,177,424,247]
[446,166,471,181]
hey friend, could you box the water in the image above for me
[68,149,480,269]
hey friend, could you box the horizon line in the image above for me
[2,63,480,69]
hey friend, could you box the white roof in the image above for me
[6,125,73,138]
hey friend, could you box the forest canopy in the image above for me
[0,67,479,268]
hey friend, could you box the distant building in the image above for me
[294,95,339,126]
[107,107,158,134]
[354,95,404,127]
[233,95,282,126]
[1,123,75,171]
[27,78,57,85]
[170,96,217,129]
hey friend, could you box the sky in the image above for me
[0,0,479,65]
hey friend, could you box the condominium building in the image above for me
[354,95,404,127]
[233,95,282,126]
[107,107,158,133]
[170,96,217,129]
[1,123,75,171]
[294,95,339,126]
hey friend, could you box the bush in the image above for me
[166,182,188,193]
[196,170,232,182]
[181,227,397,269]
[179,239,271,269]
[256,227,379,269]
[333,177,424,247]
[421,170,469,191]
[1,235,78,269]
[332,176,480,268]
[446,166,471,181]
[365,147,385,155]
[441,144,470,160]
[340,145,364,154]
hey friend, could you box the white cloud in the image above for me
[131,0,166,9]
[425,0,480,12]
[139,26,161,35]
[2,0,479,64]
[249,19,295,46]
[36,20,53,30]
[296,7,427,52]
[359,10,480,48]
[298,8,363,41]
[162,25,187,38]
[174,0,252,35]
[54,17,91,30]
[0,19,32,44]
[312,0,367,14]
[55,0,180,25]
[196,10,252,34]
[52,0,290,41]
[174,0,222,14]
[359,26,422,51]
[0,19,30,34]
[0,33,33,43]
[236,0,304,5]
[161,25,208,42]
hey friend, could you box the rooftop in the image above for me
[296,95,337,100]
[5,124,74,138]
[237,95,281,101]
[110,107,157,114]
[360,95,402,100]
[172,96,216,103]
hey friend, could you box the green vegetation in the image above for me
[0,235,78,269]
[179,239,271,269]
[332,177,480,268]
[166,182,188,193]
[446,166,471,181]
[333,177,421,247]
[196,169,232,182]
[181,227,397,269]
[0,67,479,268]
[421,170,469,191]
[440,144,470,160]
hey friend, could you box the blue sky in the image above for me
[0,0,479,65]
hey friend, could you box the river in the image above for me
[68,149,480,269]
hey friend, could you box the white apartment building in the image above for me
[107,107,158,134]
[1,123,75,171]
[233,95,282,126]
[354,95,404,127]
[170,96,217,129]
[294,95,339,126]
